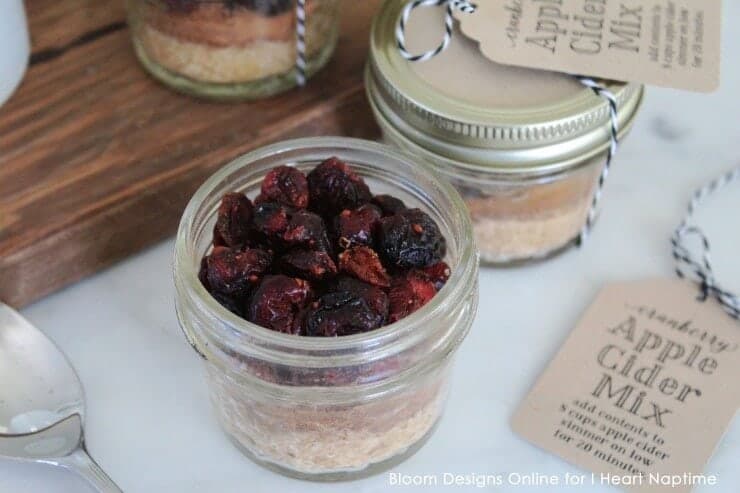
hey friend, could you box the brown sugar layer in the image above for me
[469,199,592,263]
[461,163,600,263]
[138,29,296,83]
[135,1,337,84]
[209,364,448,474]
[142,2,320,48]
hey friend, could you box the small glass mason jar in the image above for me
[126,0,340,100]
[173,138,479,480]
[365,1,645,264]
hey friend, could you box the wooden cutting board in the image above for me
[0,0,382,307]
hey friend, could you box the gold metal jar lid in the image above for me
[366,1,645,175]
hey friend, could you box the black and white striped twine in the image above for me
[395,0,621,245]
[396,0,477,62]
[671,167,740,320]
[576,77,620,245]
[295,0,307,86]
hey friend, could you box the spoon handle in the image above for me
[57,446,123,493]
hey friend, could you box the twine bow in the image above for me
[396,0,477,62]
[671,167,740,319]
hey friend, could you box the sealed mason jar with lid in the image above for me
[365,1,644,264]
[127,0,340,100]
[173,138,479,480]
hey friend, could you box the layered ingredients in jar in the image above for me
[128,0,339,97]
[193,157,456,476]
[209,361,450,476]
[458,159,603,263]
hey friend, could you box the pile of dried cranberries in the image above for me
[199,157,450,337]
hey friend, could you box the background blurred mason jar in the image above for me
[127,0,341,101]
[0,0,30,107]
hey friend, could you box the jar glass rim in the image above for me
[174,137,479,362]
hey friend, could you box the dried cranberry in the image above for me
[247,275,312,334]
[214,193,254,249]
[334,204,382,249]
[203,246,272,298]
[252,201,290,245]
[198,256,210,291]
[305,291,385,337]
[253,202,331,252]
[377,208,446,269]
[211,292,246,317]
[372,194,407,216]
[388,271,438,323]
[212,225,226,248]
[307,157,371,217]
[198,247,272,317]
[283,209,332,252]
[255,165,309,209]
[418,261,451,291]
[278,250,337,282]
[338,246,391,288]
[333,276,389,321]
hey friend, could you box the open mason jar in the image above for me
[366,1,644,264]
[127,0,340,100]
[173,138,479,480]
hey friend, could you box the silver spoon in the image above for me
[0,302,122,492]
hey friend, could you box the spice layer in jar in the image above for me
[173,138,479,480]
[126,0,340,100]
[365,1,644,264]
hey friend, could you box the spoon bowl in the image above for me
[0,302,121,491]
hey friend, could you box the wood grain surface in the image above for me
[0,0,381,307]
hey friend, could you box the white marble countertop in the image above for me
[2,5,739,493]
